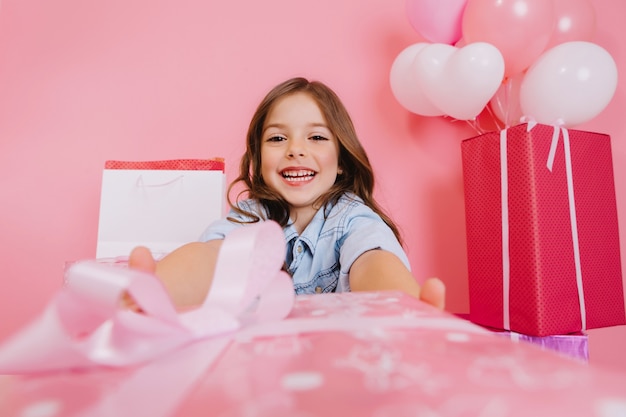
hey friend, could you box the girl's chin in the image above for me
[281,198,319,211]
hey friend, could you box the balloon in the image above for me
[405,0,468,45]
[489,72,525,127]
[389,43,444,117]
[462,0,555,77]
[413,42,505,120]
[546,0,596,50]
[519,41,618,127]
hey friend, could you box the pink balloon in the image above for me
[462,0,555,77]
[545,0,596,50]
[406,0,468,44]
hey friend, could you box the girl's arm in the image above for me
[128,240,223,309]
[349,249,446,309]
[129,243,445,311]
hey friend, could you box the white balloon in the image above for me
[520,41,618,127]
[413,42,505,120]
[389,43,444,117]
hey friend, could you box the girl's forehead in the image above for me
[267,93,324,121]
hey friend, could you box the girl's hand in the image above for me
[119,291,143,313]
[418,277,446,310]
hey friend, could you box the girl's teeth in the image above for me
[283,170,314,178]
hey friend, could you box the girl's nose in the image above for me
[287,139,306,157]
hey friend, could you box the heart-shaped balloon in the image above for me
[389,43,444,117]
[412,42,505,120]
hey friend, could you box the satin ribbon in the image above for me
[0,220,295,374]
[500,123,586,331]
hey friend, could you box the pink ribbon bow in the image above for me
[0,221,294,374]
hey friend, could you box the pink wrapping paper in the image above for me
[462,122,625,336]
[179,292,626,416]
[3,291,626,417]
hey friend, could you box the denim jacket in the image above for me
[199,193,410,295]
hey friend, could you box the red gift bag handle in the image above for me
[105,158,225,172]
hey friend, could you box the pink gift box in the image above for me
[461,123,626,336]
[3,291,625,417]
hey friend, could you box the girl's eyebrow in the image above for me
[264,122,330,131]
[263,123,286,131]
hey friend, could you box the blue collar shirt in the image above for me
[199,193,410,295]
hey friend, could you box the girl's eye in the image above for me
[310,135,328,141]
[266,136,285,142]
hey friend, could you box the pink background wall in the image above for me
[1,0,625,371]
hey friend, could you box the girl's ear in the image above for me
[337,167,343,175]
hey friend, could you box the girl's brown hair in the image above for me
[227,77,403,244]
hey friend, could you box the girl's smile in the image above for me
[280,168,316,183]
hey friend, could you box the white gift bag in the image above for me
[96,159,226,259]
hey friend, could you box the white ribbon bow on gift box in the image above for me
[0,221,295,374]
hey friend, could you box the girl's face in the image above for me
[261,92,341,221]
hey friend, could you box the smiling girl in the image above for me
[129,77,445,310]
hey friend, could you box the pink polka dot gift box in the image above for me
[462,122,625,337]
